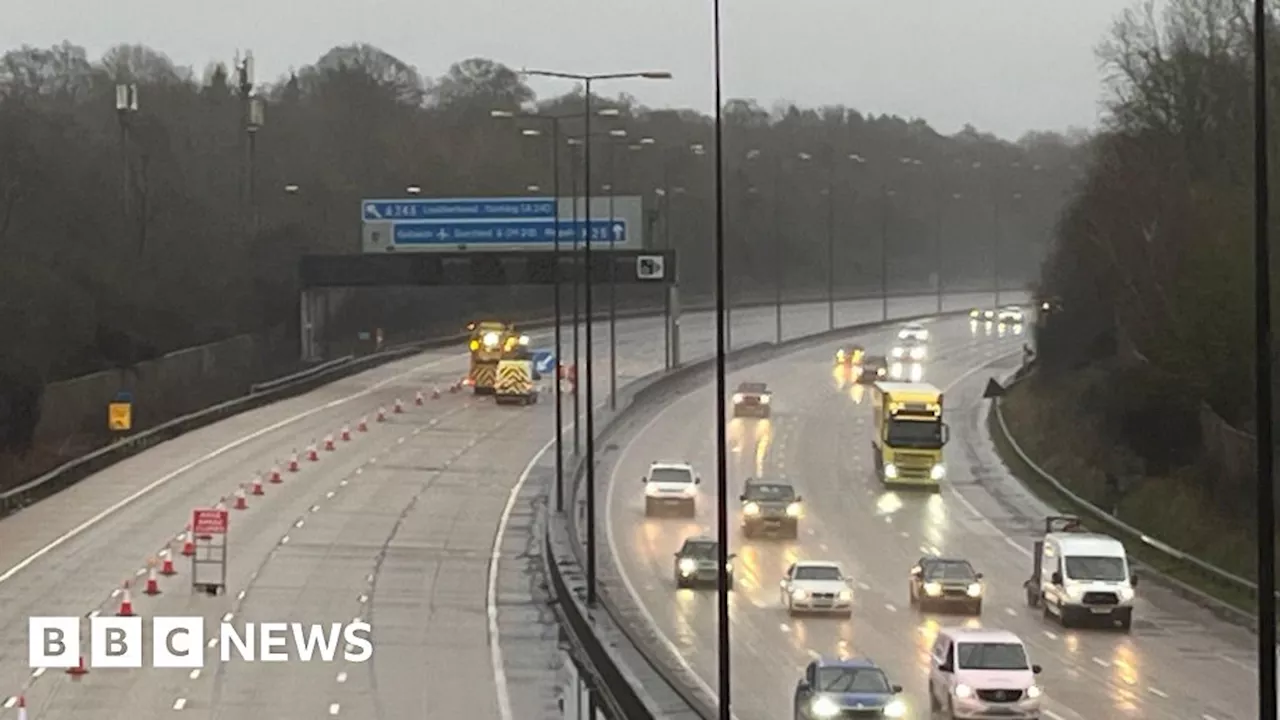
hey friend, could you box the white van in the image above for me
[928,627,1043,720]
[1031,530,1137,631]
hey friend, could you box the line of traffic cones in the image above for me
[251,475,265,496]
[160,546,177,576]
[358,416,368,432]
[432,386,441,399]
[269,466,283,483]
[233,485,248,510]
[394,398,404,413]
[181,525,195,556]
[307,443,319,462]
[117,580,134,616]
[144,562,161,596]
[288,452,300,472]
[376,407,387,422]
[341,425,351,441]
[66,656,88,676]
[324,434,335,451]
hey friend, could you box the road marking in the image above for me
[1043,630,1058,640]
[326,491,335,498]
[884,603,897,612]
[188,669,200,679]
[31,667,45,678]
[310,505,320,513]
[336,671,348,683]
[222,612,233,622]
[280,536,290,544]
[295,520,305,528]
[1043,710,1066,720]
[1148,687,1168,698]
[358,594,368,603]
[328,703,340,715]
[1090,656,1110,667]
[88,609,100,618]
[1,697,15,709]
[236,590,246,601]
[339,480,348,487]
[173,698,187,710]
[208,638,218,648]
[0,347,466,588]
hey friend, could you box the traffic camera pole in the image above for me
[552,118,566,512]
[583,78,599,607]
[711,1,732,716]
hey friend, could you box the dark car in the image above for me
[857,355,888,384]
[909,556,985,614]
[673,536,735,590]
[740,478,802,538]
[732,381,772,418]
[793,657,906,719]
[834,345,866,367]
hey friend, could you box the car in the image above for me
[890,337,927,362]
[732,381,772,418]
[898,322,929,342]
[888,360,923,382]
[642,461,700,517]
[857,355,888,384]
[997,305,1024,324]
[928,627,1043,720]
[834,345,865,367]
[793,657,906,719]
[909,556,984,614]
[970,308,997,321]
[673,536,735,589]
[780,561,854,616]
[739,477,802,538]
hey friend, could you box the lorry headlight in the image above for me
[482,332,500,348]
[679,559,697,575]
[967,582,983,597]
[930,464,946,480]
[518,335,530,345]
[884,463,898,478]
[954,684,974,699]
[883,698,906,717]
[744,502,761,516]
[732,393,744,404]
[1026,685,1042,699]
[891,347,904,358]
[924,582,942,596]
[810,696,839,718]
[786,502,802,517]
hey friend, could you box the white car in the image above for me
[780,561,854,616]
[890,340,927,362]
[889,361,924,382]
[997,306,1024,324]
[898,322,928,341]
[642,461,700,517]
[928,627,1043,719]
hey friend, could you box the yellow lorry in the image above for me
[494,345,540,405]
[467,320,521,395]
[869,381,949,490]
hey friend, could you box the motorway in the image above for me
[605,314,1262,720]
[0,291,1001,720]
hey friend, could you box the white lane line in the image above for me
[2,697,15,709]
[189,669,200,679]
[236,590,246,601]
[326,491,335,499]
[1090,656,1110,668]
[1043,710,1066,720]
[173,698,187,710]
[0,347,464,588]
[884,603,897,612]
[328,702,340,715]
[1043,630,1058,640]
[1203,714,1220,719]
[358,594,368,603]
[280,536,290,544]
[295,520,305,528]
[1004,607,1017,616]
[1148,687,1168,698]
[221,612,233,622]
[31,667,45,678]
[339,480,348,487]
[336,671,348,683]
[88,609,101,618]
[310,505,320,513]
[208,638,218,648]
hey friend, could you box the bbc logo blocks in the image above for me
[30,616,204,669]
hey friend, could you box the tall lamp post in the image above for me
[521,68,671,609]
[114,83,138,249]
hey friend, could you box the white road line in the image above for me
[188,669,200,679]
[295,520,305,528]
[336,671,348,683]
[310,505,320,513]
[1004,607,1016,616]
[88,609,100,618]
[2,697,15,709]
[326,491,335,499]
[207,638,218,648]
[31,667,45,678]
[328,702,340,715]
[280,536,290,544]
[1090,657,1110,667]
[221,612,233,622]
[1148,687,1168,698]
[358,594,368,603]
[1043,710,1066,720]
[0,348,464,587]
[235,590,246,601]
[172,698,187,710]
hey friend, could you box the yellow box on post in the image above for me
[108,390,133,432]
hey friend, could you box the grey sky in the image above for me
[6,0,1126,140]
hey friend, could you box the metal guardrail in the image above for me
[249,355,354,393]
[991,366,1268,613]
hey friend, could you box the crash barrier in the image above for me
[0,284,1009,518]
[546,301,1006,719]
[991,367,1272,628]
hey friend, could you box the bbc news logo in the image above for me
[29,617,373,668]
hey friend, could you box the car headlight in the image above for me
[732,393,744,403]
[930,464,946,480]
[518,334,530,345]
[924,581,942,596]
[743,502,761,516]
[682,484,698,496]
[970,309,980,317]
[884,463,898,478]
[891,347,904,358]
[482,332,499,347]
[791,588,809,601]
[679,558,697,574]
[910,347,925,360]
[810,695,840,718]
[838,588,852,601]
[786,502,802,517]
[967,582,983,597]
[890,362,903,377]
[883,698,907,717]
[954,683,974,699]
[1118,586,1135,602]
[645,483,661,496]
[759,395,770,404]
[1026,684,1042,699]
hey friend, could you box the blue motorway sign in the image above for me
[392,219,627,246]
[532,350,556,375]
[362,197,554,222]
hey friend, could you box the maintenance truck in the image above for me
[869,381,948,490]
[494,343,540,405]
[466,320,521,395]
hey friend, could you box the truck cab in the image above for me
[467,320,518,395]
[870,382,948,490]
[1024,515,1137,631]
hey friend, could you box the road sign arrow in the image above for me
[982,378,1005,399]
[365,203,382,219]
[612,223,625,241]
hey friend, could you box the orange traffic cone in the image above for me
[415,391,424,406]
[307,444,319,462]
[269,466,282,483]
[16,694,28,720]
[66,656,88,676]
[341,425,351,441]
[251,475,265,496]
[376,407,387,422]
[233,486,248,510]
[117,581,135,616]
[358,416,368,432]
[324,434,335,451]
[394,398,404,413]
[432,386,441,399]
[160,547,176,576]
[144,563,161,596]
[288,453,299,472]
[181,526,195,556]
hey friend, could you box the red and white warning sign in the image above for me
[192,508,229,535]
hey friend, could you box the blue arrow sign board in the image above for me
[392,219,627,246]
[363,197,555,222]
[533,350,556,375]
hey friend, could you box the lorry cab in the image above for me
[1025,515,1137,631]
[870,382,949,490]
[467,321,519,395]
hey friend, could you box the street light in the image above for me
[406,185,421,195]
[114,83,139,250]
[521,68,670,610]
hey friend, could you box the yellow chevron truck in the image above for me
[467,320,520,395]
[494,345,540,406]
[870,381,949,490]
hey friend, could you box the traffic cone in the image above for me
[269,466,283,483]
[432,386,441,399]
[116,581,134,616]
[376,407,386,422]
[66,656,88,676]
[251,475,264,496]
[358,416,368,432]
[15,695,27,720]
[233,486,248,510]
[324,434,335,451]
[307,443,319,462]
[214,497,227,512]
[144,563,161,596]
[181,526,195,557]
[394,398,404,414]
[415,391,424,406]
[160,547,176,576]
[341,425,351,441]
[288,453,299,472]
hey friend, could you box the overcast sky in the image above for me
[6,0,1127,140]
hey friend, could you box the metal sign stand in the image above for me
[190,508,228,596]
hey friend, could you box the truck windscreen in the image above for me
[886,418,942,447]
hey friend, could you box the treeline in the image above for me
[0,40,1078,456]
[1035,0,1274,521]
